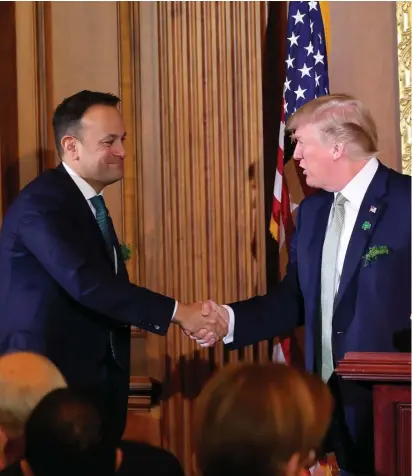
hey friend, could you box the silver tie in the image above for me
[320,192,347,382]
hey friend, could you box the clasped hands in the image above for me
[172,300,228,347]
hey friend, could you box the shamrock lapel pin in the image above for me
[362,221,372,231]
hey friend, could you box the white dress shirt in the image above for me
[62,161,178,317]
[222,157,380,345]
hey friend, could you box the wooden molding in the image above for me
[336,352,412,381]
[396,403,411,475]
[117,1,139,285]
[35,1,55,171]
[373,385,411,475]
[131,326,145,338]
[0,1,19,215]
[128,376,158,411]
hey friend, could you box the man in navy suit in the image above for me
[197,94,411,475]
[0,90,227,441]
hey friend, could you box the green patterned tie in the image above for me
[90,195,123,366]
[90,195,112,252]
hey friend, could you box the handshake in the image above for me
[172,300,229,347]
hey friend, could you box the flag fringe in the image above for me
[270,217,279,242]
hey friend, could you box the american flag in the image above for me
[271,0,330,364]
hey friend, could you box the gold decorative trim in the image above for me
[396,1,411,175]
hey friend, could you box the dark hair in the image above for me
[24,388,117,476]
[52,90,120,157]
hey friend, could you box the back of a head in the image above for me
[286,93,379,160]
[24,388,117,476]
[0,352,67,439]
[194,363,333,476]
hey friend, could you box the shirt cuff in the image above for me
[172,301,178,320]
[222,305,235,344]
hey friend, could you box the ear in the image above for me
[192,451,199,475]
[332,142,344,161]
[20,459,35,476]
[115,448,123,471]
[283,452,301,476]
[60,135,79,161]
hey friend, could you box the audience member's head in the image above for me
[0,352,67,469]
[194,362,333,476]
[20,388,122,476]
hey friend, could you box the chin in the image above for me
[105,174,123,186]
[305,176,314,186]
[305,178,321,190]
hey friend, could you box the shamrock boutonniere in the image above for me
[362,245,389,267]
[120,243,132,262]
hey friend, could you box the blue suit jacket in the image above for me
[0,164,174,388]
[229,163,411,472]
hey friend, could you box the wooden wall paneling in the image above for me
[15,2,39,188]
[49,1,122,232]
[35,1,55,172]
[118,1,162,446]
[133,2,168,387]
[328,1,400,170]
[118,1,138,286]
[122,2,269,473]
[122,377,162,446]
[155,2,267,473]
[0,2,19,217]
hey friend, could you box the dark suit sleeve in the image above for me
[18,209,175,335]
[227,206,304,349]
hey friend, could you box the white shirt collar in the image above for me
[62,161,102,200]
[335,157,379,209]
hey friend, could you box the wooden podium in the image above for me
[336,352,411,476]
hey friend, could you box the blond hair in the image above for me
[0,352,67,438]
[286,93,378,160]
[194,362,333,476]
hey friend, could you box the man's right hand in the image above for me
[190,300,229,347]
[172,301,228,343]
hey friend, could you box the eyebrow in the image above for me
[100,132,127,142]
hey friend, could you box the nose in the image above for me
[113,141,126,158]
[293,142,301,161]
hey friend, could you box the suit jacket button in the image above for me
[154,325,160,330]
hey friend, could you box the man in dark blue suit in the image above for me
[197,94,411,475]
[0,90,227,441]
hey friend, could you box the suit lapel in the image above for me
[54,163,115,267]
[334,164,389,310]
